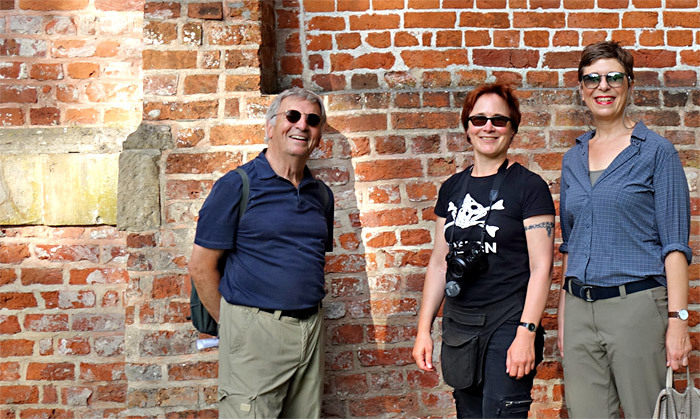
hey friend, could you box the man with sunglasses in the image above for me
[188,88,333,418]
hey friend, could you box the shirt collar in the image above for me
[253,149,314,183]
[575,121,650,149]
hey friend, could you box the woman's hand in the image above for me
[506,327,536,379]
[413,331,435,371]
[665,319,692,371]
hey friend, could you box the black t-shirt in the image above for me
[435,163,555,307]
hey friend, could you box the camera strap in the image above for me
[448,159,509,249]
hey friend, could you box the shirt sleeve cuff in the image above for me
[558,242,569,254]
[661,243,693,264]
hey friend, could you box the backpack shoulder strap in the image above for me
[317,180,329,213]
[234,167,249,221]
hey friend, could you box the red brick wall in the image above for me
[2,0,699,417]
[0,0,143,127]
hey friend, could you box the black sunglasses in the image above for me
[468,115,511,127]
[581,71,628,89]
[275,110,322,127]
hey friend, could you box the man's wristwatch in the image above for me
[519,322,537,332]
[669,309,689,321]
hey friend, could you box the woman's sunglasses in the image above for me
[581,71,628,89]
[468,115,511,127]
[275,110,322,127]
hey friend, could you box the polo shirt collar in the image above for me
[253,149,314,183]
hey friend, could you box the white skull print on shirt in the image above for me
[446,194,505,242]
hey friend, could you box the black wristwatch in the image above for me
[519,322,537,332]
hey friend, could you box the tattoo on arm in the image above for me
[524,221,554,237]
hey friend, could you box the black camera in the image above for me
[444,241,488,297]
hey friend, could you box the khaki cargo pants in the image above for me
[218,300,324,418]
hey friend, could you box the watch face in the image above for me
[679,310,689,321]
[527,323,536,332]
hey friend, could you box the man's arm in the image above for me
[188,244,225,322]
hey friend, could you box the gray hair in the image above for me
[264,87,326,135]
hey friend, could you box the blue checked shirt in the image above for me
[560,122,691,287]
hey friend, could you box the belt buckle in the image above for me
[578,285,594,302]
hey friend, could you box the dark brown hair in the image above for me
[460,83,521,135]
[578,41,635,82]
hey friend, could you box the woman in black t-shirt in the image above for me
[412,83,555,418]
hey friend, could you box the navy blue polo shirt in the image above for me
[194,150,334,310]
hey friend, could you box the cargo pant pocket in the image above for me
[496,395,532,418]
[441,325,480,389]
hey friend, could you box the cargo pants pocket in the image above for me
[440,316,482,390]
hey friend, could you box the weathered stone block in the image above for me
[43,154,118,225]
[117,151,160,231]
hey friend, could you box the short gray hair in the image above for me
[265,87,326,128]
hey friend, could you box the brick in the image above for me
[175,128,206,148]
[0,339,34,356]
[188,2,223,19]
[30,63,63,81]
[355,159,423,182]
[513,12,565,28]
[494,30,520,47]
[168,361,218,380]
[224,49,259,68]
[165,151,241,174]
[0,385,39,404]
[366,32,391,48]
[144,21,177,45]
[349,14,400,30]
[183,74,218,94]
[20,268,63,285]
[144,2,180,19]
[307,34,333,51]
[29,107,60,125]
[543,51,582,69]
[0,292,37,310]
[56,84,79,102]
[0,85,37,103]
[0,269,16,286]
[364,231,398,248]
[305,0,335,12]
[401,49,468,69]
[622,11,658,28]
[65,108,98,124]
[34,244,98,262]
[143,100,218,121]
[281,56,303,74]
[210,124,265,146]
[143,50,197,69]
[395,32,419,47]
[568,13,619,28]
[325,254,367,274]
[57,337,90,356]
[338,0,369,10]
[333,373,368,396]
[72,314,124,332]
[0,62,22,79]
[80,362,125,381]
[330,52,395,71]
[95,0,142,11]
[0,315,21,334]
[69,268,128,285]
[308,16,345,31]
[0,243,30,263]
[664,12,700,28]
[459,12,510,28]
[152,274,184,299]
[42,290,96,309]
[473,49,539,68]
[19,0,88,10]
[664,70,697,87]
[208,24,259,46]
[392,111,460,130]
[27,363,75,381]
[0,362,20,381]
[376,135,406,155]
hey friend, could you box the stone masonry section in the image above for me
[1,1,699,418]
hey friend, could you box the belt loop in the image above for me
[273,310,283,320]
[619,284,627,299]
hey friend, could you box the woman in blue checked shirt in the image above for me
[557,41,693,418]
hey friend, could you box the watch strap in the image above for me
[519,322,537,332]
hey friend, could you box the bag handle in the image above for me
[665,366,695,390]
